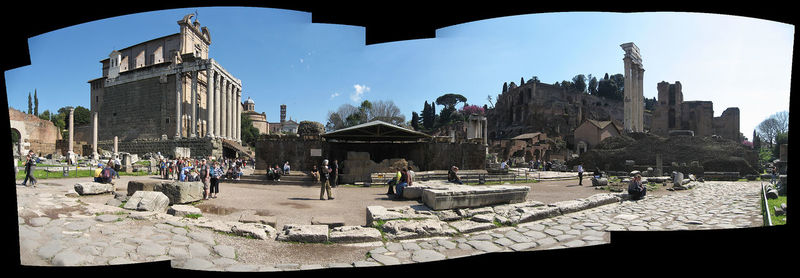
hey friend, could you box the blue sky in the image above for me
[4,7,793,139]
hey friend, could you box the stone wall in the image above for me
[713,107,741,142]
[9,108,61,156]
[97,74,175,141]
[255,137,486,172]
[255,136,325,171]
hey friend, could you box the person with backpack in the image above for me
[100,164,116,184]
[209,161,222,199]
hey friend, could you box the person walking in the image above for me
[22,150,37,187]
[577,163,584,185]
[320,159,334,200]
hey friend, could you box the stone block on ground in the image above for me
[379,219,457,241]
[127,180,204,204]
[310,216,345,229]
[449,220,496,234]
[74,182,115,195]
[231,223,272,240]
[238,214,277,228]
[421,185,529,210]
[366,205,438,226]
[123,191,170,212]
[329,226,383,243]
[276,224,329,243]
[168,205,202,217]
[591,177,608,187]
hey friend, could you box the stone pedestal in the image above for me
[421,185,529,211]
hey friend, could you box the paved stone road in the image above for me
[16,181,763,271]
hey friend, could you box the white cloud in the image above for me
[351,84,370,102]
[330,92,340,99]
[299,58,304,63]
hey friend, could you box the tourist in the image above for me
[500,160,507,170]
[448,166,463,184]
[199,159,210,199]
[320,159,334,200]
[273,164,282,181]
[235,164,242,180]
[210,161,222,198]
[22,150,37,187]
[113,156,122,178]
[577,163,584,186]
[310,165,320,183]
[331,160,339,187]
[387,168,401,195]
[283,161,291,175]
[627,172,647,200]
[100,164,116,184]
[396,168,410,198]
[93,163,104,183]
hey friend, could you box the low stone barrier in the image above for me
[703,172,740,181]
[379,219,457,241]
[167,205,202,217]
[127,180,204,204]
[421,185,529,210]
[276,224,329,243]
[74,182,115,195]
[329,226,383,243]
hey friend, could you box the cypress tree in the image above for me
[34,89,39,116]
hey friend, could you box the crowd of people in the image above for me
[155,157,250,200]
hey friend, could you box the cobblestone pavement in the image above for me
[16,180,764,271]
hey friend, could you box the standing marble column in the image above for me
[113,136,118,157]
[215,76,222,138]
[637,68,645,132]
[227,82,233,139]
[92,112,98,160]
[220,79,228,139]
[235,87,241,142]
[68,107,74,154]
[190,71,198,138]
[206,68,215,138]
[175,70,183,138]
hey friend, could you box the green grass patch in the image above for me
[134,160,152,166]
[183,213,203,219]
[766,196,787,225]
[215,230,256,240]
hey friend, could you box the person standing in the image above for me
[770,165,778,184]
[577,163,584,186]
[22,150,37,187]
[209,161,221,199]
[199,159,210,200]
[320,159,334,200]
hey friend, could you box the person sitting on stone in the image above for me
[627,171,646,200]
[272,164,282,181]
[396,168,410,198]
[93,163,104,183]
[387,168,401,195]
[310,165,320,183]
[283,161,291,175]
[448,166,463,184]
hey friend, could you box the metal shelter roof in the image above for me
[321,120,431,142]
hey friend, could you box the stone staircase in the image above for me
[230,171,317,186]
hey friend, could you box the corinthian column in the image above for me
[190,70,198,138]
[206,68,215,138]
[92,112,98,160]
[175,70,182,139]
[235,87,241,142]
[68,107,74,154]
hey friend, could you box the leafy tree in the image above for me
[240,114,261,147]
[410,111,420,130]
[368,100,405,125]
[572,74,587,93]
[529,76,540,83]
[435,93,467,110]
[38,110,51,121]
[297,121,325,136]
[460,104,485,115]
[772,132,788,159]
[610,74,625,99]
[326,100,406,131]
[587,76,598,95]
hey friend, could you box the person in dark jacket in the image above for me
[627,172,646,200]
[22,150,37,187]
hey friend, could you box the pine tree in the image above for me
[34,89,39,116]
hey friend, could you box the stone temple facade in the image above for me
[86,14,246,158]
[652,81,741,141]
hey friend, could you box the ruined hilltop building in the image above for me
[652,81,741,141]
[86,14,248,159]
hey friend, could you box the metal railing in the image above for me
[761,182,773,227]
